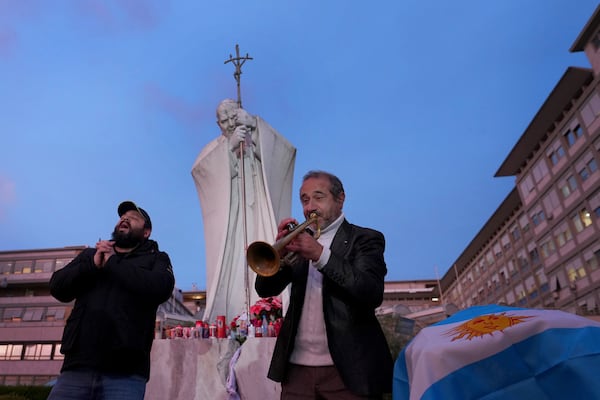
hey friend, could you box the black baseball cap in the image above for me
[118,201,152,229]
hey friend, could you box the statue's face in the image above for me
[217,104,238,137]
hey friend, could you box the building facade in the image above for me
[441,6,600,319]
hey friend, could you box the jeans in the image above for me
[47,370,146,400]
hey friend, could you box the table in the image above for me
[145,337,281,400]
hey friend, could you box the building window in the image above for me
[493,242,502,258]
[554,224,573,248]
[572,209,593,233]
[519,174,535,196]
[519,214,530,233]
[565,257,586,283]
[0,343,64,362]
[517,250,529,270]
[2,308,23,322]
[591,158,598,173]
[0,261,13,274]
[525,276,538,300]
[45,307,66,321]
[536,268,549,293]
[529,247,540,265]
[485,251,495,266]
[34,259,55,273]
[560,174,578,198]
[531,209,546,226]
[478,260,486,273]
[493,275,500,290]
[499,269,508,285]
[506,290,515,306]
[516,284,527,306]
[477,287,485,303]
[581,92,600,127]
[14,261,32,274]
[567,268,578,282]
[563,125,583,147]
[501,234,511,251]
[54,344,65,360]
[532,159,549,183]
[508,259,518,277]
[55,258,73,272]
[540,238,556,258]
[575,151,599,183]
[548,144,566,166]
[0,344,23,360]
[542,189,560,219]
[23,344,53,361]
[511,226,521,240]
[589,189,600,218]
[22,308,45,322]
[584,247,600,272]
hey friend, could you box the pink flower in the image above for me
[232,296,284,337]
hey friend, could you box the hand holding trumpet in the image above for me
[277,218,323,262]
[247,213,321,276]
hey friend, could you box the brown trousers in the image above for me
[280,364,383,400]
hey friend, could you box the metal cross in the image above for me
[224,44,253,108]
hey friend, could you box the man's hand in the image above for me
[275,218,297,259]
[276,218,324,262]
[285,232,323,262]
[276,218,297,240]
[94,240,116,268]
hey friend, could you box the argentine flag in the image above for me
[393,305,600,399]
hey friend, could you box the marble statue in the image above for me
[192,99,296,323]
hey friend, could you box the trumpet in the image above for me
[246,213,321,277]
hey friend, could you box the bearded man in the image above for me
[48,201,175,400]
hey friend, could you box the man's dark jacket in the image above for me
[49,239,175,380]
[256,220,393,396]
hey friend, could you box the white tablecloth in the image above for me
[145,338,281,400]
[233,337,281,400]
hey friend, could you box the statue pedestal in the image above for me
[146,338,281,399]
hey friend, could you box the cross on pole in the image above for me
[224,44,253,108]
[224,44,253,323]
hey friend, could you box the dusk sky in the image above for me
[1,1,598,291]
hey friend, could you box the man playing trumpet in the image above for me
[255,170,393,399]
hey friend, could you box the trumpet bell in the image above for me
[247,213,320,277]
[246,241,281,277]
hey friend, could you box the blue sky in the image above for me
[1,1,598,291]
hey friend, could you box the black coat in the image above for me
[255,220,393,396]
[49,239,175,380]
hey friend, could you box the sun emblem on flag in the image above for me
[445,312,533,341]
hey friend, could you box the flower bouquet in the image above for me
[250,296,283,322]
[230,296,283,342]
